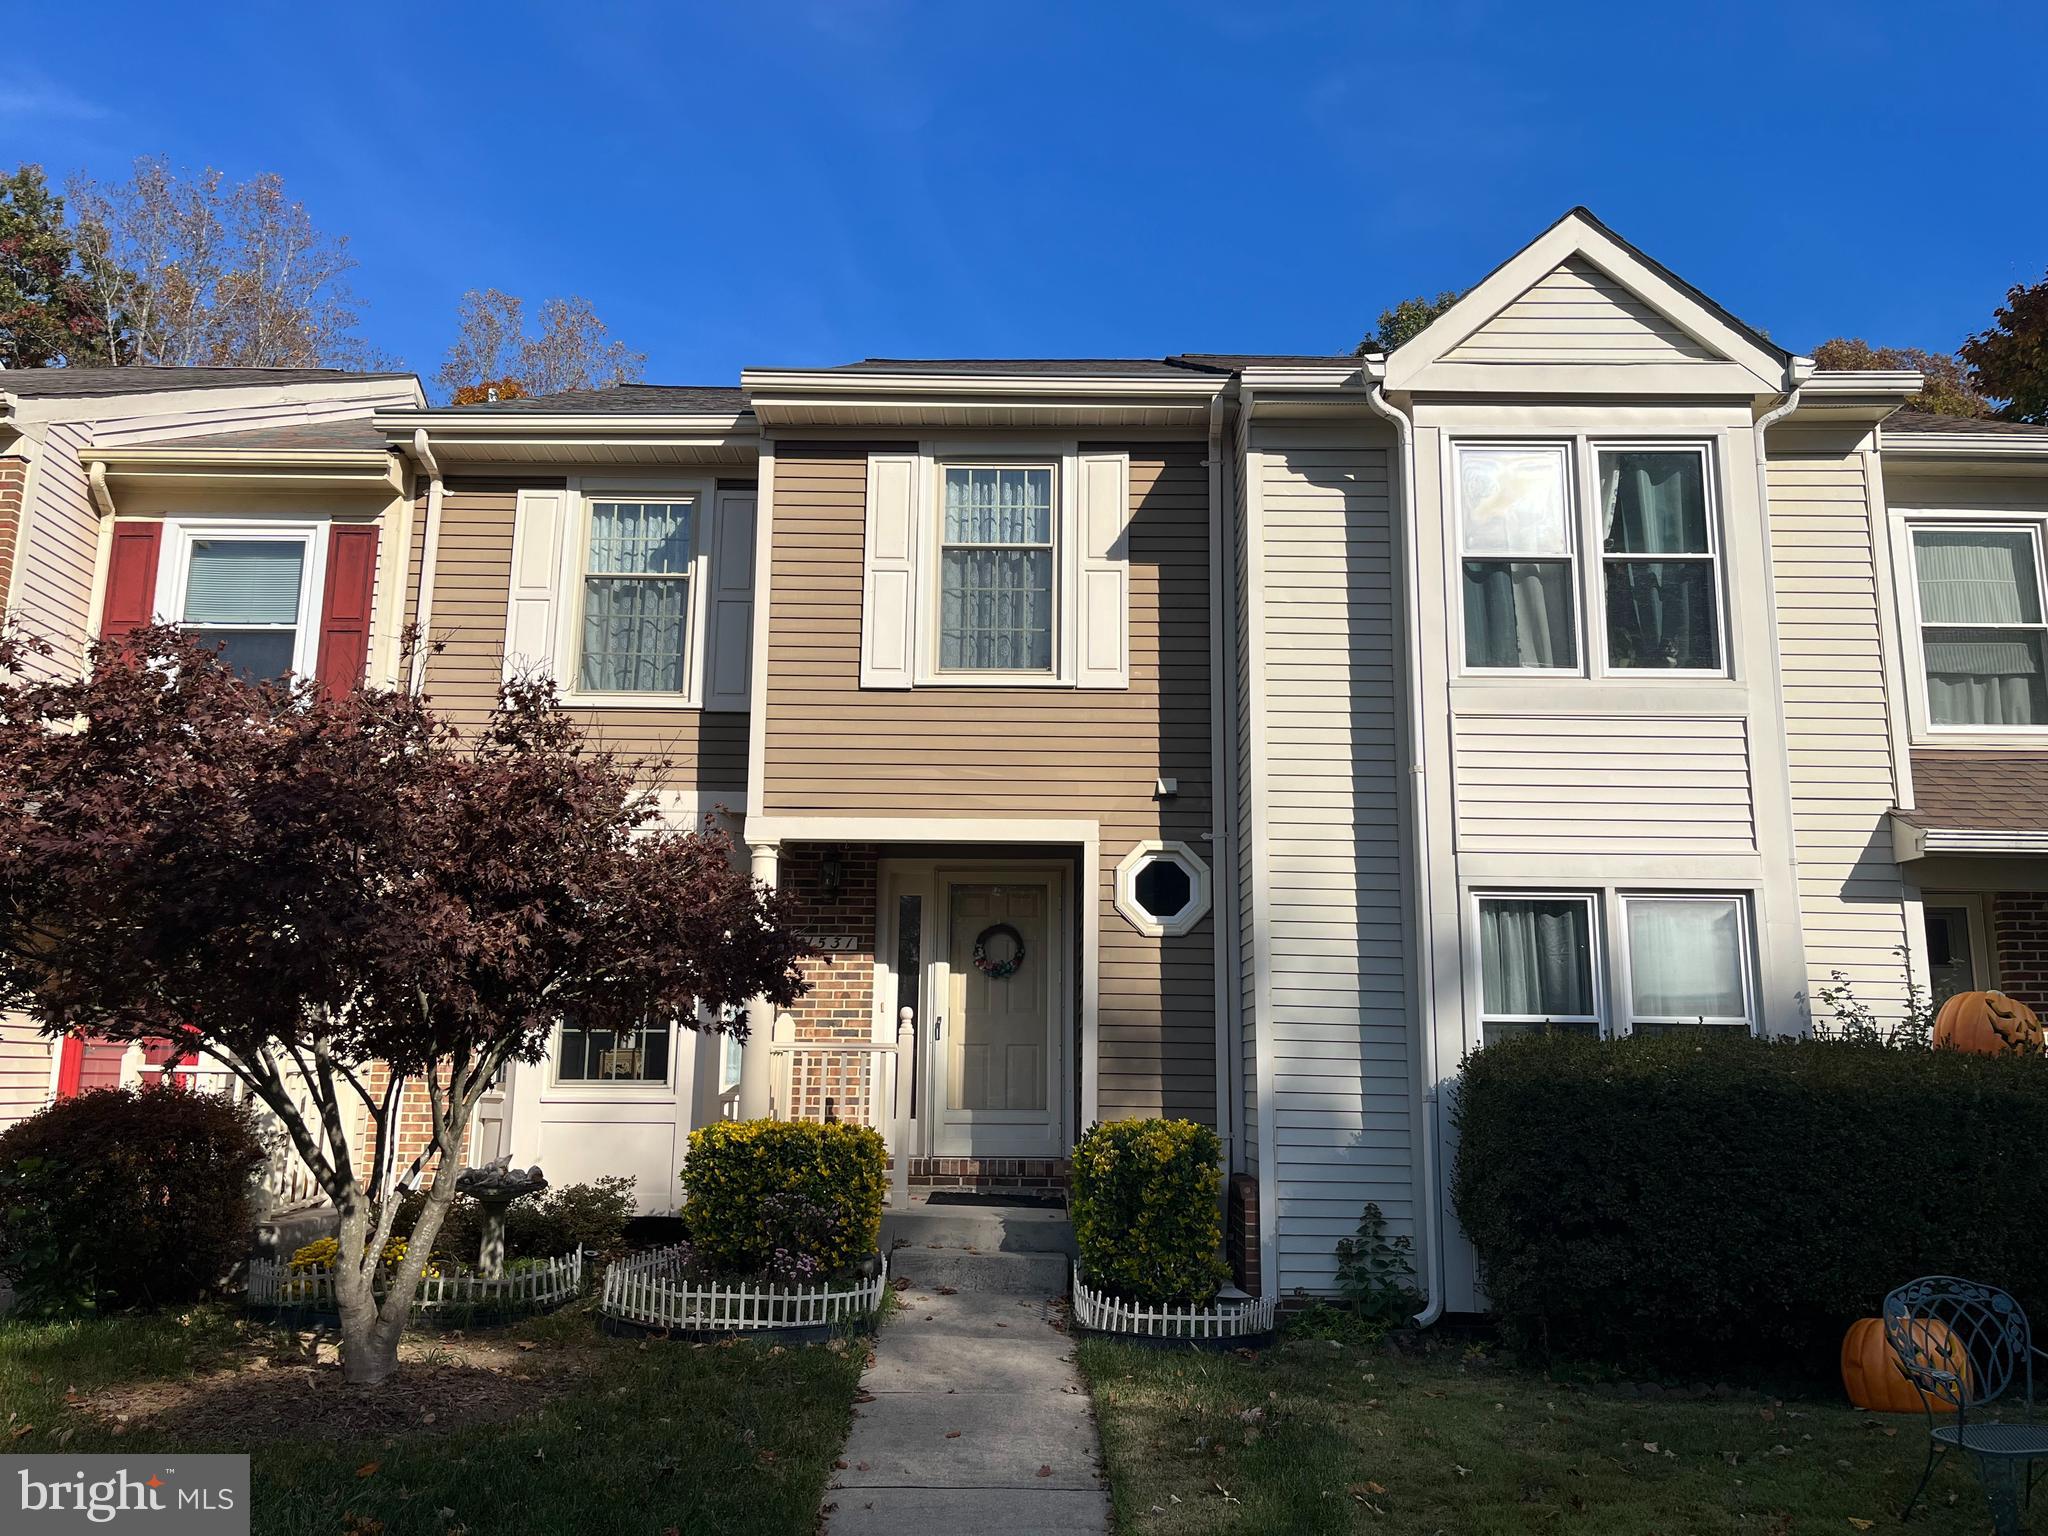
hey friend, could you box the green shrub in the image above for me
[1452,1031,2048,1381]
[1070,1117,1227,1306]
[1334,1201,1423,1330]
[384,1175,636,1262]
[681,1119,884,1278]
[0,1085,267,1316]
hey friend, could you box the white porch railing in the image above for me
[767,1007,916,1203]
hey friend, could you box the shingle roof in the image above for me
[1884,409,2048,437]
[824,357,1220,377]
[1170,353,1364,370]
[119,419,392,453]
[0,365,413,400]
[1899,751,2048,832]
[433,383,750,413]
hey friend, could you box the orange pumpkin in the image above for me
[1841,1317,1968,1414]
[1933,990,2045,1057]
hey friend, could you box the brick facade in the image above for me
[0,456,26,613]
[1226,1172,1261,1295]
[1992,893,2048,1015]
[779,843,882,1124]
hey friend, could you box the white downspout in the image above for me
[1364,380,1445,1330]
[407,427,444,695]
[1207,386,1241,1174]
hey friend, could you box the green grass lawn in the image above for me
[1,1304,865,1536]
[1080,1335,2020,1535]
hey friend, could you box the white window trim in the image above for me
[913,444,1080,687]
[1589,440,1728,678]
[1453,440,1583,678]
[1617,891,1758,1033]
[1469,890,1606,1037]
[1449,436,1733,682]
[1114,839,1212,938]
[552,476,714,710]
[547,1015,680,1093]
[156,516,330,681]
[1898,512,2048,740]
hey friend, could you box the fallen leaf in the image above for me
[945,1430,962,1439]
[1849,1521,1875,1531]
[516,1341,537,1352]
[1643,1442,1659,1454]
[356,1461,380,1478]
[8,1426,33,1441]
[1037,1465,1053,1478]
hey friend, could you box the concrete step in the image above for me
[881,1203,1077,1258]
[888,1245,1071,1296]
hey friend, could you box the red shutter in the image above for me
[56,1037,84,1098]
[314,525,380,691]
[99,521,163,641]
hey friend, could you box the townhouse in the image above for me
[13,209,2048,1314]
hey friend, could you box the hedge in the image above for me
[681,1119,884,1279]
[1452,1031,2048,1380]
[0,1085,268,1316]
[1070,1117,1228,1306]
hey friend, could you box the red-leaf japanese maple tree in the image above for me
[0,625,803,1384]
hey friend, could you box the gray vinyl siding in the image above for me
[1253,423,1412,1292]
[1451,715,1757,854]
[1769,425,1917,1020]
[1444,256,1721,365]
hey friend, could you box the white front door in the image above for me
[935,875,1063,1157]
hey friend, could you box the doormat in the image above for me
[923,1190,1068,1210]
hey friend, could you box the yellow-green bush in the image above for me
[681,1119,884,1278]
[1070,1117,1227,1306]
[287,1234,414,1273]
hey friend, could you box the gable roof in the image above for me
[116,418,394,453]
[1884,408,2048,437]
[416,383,751,415]
[1382,207,1794,395]
[0,365,415,400]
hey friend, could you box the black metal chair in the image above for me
[1884,1276,2048,1533]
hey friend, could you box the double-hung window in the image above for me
[168,524,323,681]
[938,466,1056,674]
[1457,444,1578,670]
[1599,447,1720,670]
[1910,524,2048,728]
[1621,895,1754,1033]
[1475,894,1599,1045]
[578,498,696,694]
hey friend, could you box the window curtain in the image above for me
[1480,899,1593,1017]
[1627,899,1745,1021]
[1602,453,1717,669]
[1463,561,1575,668]
[581,501,692,693]
[1915,529,2047,725]
[941,468,1054,671]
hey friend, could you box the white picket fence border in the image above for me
[599,1243,887,1333]
[248,1248,584,1314]
[1070,1264,1277,1340]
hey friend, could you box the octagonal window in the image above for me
[1115,841,1211,937]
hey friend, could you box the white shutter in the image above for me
[703,490,756,711]
[860,453,920,689]
[504,487,569,680]
[1075,452,1131,689]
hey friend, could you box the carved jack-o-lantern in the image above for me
[1933,990,2045,1057]
[1841,1317,1968,1414]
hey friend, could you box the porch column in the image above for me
[737,838,780,1119]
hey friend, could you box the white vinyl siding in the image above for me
[1251,423,1412,1293]
[1444,256,1722,365]
[1768,428,1917,1024]
[0,1013,55,1131]
[1232,419,1257,1178]
[1451,714,1756,855]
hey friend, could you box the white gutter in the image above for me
[407,428,444,694]
[1363,381,1444,1331]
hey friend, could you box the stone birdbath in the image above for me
[455,1157,547,1279]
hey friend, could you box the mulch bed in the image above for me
[75,1339,592,1445]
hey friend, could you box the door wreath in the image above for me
[972,923,1026,980]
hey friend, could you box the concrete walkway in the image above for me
[823,1288,1111,1534]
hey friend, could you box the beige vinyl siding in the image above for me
[1252,423,1412,1291]
[762,441,1215,1123]
[11,422,99,676]
[1232,416,1257,1175]
[410,479,747,789]
[1451,715,1757,854]
[0,1014,54,1129]
[1445,256,1721,365]
[1769,427,1916,1019]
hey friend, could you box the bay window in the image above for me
[1911,524,2048,728]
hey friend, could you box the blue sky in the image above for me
[6,1,2043,393]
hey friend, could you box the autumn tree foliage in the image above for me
[0,627,803,1384]
[0,164,123,368]
[1961,271,2048,425]
[1810,337,1990,418]
[437,288,646,403]
[1356,290,1468,356]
